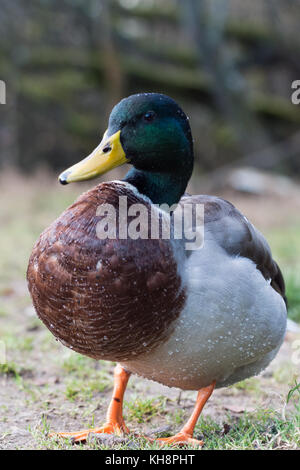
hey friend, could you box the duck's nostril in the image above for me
[103,146,111,153]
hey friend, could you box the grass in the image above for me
[125,396,167,423]
[60,355,112,402]
[231,377,262,394]
[196,407,300,450]
[284,271,300,323]
[0,361,21,379]
[29,391,300,450]
[0,170,299,450]
[265,224,300,323]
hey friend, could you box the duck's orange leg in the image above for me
[155,381,216,448]
[50,364,131,443]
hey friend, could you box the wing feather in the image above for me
[180,194,287,307]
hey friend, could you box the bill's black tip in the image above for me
[59,177,69,185]
[59,170,71,185]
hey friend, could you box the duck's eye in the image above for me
[143,111,156,122]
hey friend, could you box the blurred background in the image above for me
[1,0,300,177]
[0,0,300,450]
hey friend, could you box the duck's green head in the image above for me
[59,93,194,205]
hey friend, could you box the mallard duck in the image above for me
[27,93,287,446]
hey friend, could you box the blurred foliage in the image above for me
[0,0,300,174]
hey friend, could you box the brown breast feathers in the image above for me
[27,182,185,361]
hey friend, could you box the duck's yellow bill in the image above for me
[59,130,128,184]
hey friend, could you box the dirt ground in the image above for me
[0,171,299,450]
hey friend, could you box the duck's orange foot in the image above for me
[155,432,204,448]
[49,422,129,443]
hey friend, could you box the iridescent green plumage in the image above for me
[108,93,194,205]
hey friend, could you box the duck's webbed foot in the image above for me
[49,364,131,443]
[151,381,215,448]
[50,421,129,443]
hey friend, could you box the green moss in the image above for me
[0,361,20,378]
[20,71,91,103]
[65,112,100,137]
[253,94,300,124]
[226,22,275,44]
